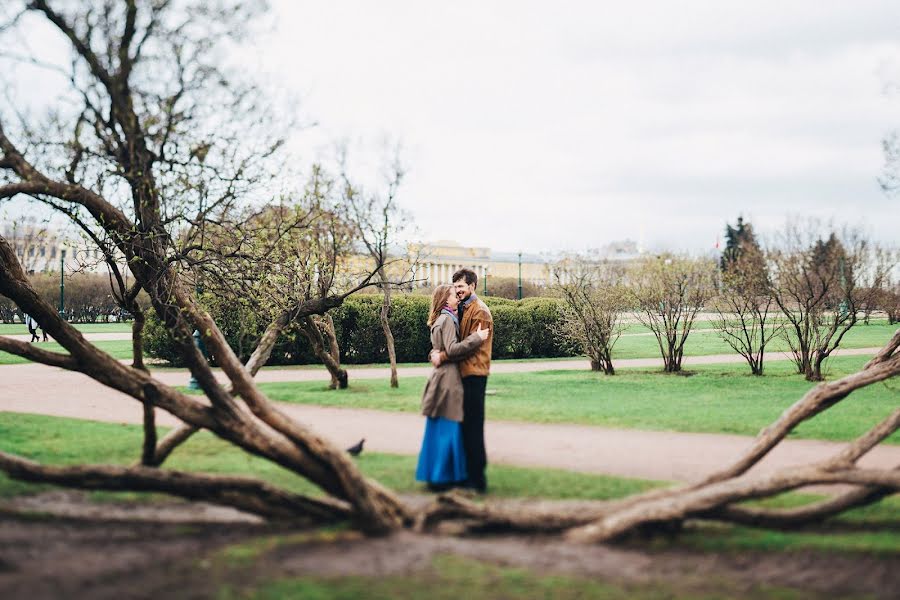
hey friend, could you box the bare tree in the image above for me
[553,255,627,374]
[712,248,780,375]
[0,0,406,529]
[197,170,365,388]
[343,145,412,388]
[299,314,347,389]
[629,255,717,373]
[768,222,896,381]
[879,283,900,325]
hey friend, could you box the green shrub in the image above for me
[519,297,577,357]
[491,304,534,358]
[144,293,580,366]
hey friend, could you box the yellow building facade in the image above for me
[407,241,554,290]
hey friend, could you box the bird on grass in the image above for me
[346,438,365,456]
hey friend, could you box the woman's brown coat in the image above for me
[420,313,484,422]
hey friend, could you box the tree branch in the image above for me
[0,336,78,370]
[0,450,351,523]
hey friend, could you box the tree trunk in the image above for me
[301,316,348,389]
[130,307,146,371]
[129,305,156,465]
[809,352,827,382]
[379,276,399,388]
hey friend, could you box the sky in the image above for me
[3,1,899,256]
[253,0,900,254]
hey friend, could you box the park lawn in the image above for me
[0,339,134,365]
[0,322,133,335]
[0,412,659,502]
[612,319,896,359]
[1,412,898,559]
[257,355,900,444]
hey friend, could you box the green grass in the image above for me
[217,554,846,600]
[0,412,659,501]
[0,339,134,364]
[612,320,895,359]
[1,412,898,559]
[0,322,133,334]
[257,355,900,443]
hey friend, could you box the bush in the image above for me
[490,304,533,358]
[519,297,578,357]
[144,293,580,366]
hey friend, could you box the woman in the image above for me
[415,284,489,490]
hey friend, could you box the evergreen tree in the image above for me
[720,216,762,272]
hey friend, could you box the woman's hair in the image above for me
[428,284,453,326]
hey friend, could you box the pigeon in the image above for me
[346,438,365,456]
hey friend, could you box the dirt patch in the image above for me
[1,492,898,599]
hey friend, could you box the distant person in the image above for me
[416,284,489,491]
[431,268,494,493]
[24,313,39,343]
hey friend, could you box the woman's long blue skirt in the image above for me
[415,416,468,484]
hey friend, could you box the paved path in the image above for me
[1,347,895,487]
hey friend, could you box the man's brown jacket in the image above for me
[445,295,493,377]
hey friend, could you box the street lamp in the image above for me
[58,248,66,319]
[483,267,488,296]
[517,251,523,300]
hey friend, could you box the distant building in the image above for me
[3,218,643,292]
[407,240,644,290]
[2,220,120,275]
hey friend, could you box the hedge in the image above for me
[144,293,579,366]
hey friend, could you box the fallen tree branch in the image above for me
[698,351,900,485]
[413,492,609,534]
[0,450,352,524]
[706,480,897,529]
[565,466,900,544]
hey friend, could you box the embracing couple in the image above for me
[415,268,493,494]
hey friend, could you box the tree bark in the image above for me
[379,275,399,388]
[300,316,348,389]
[0,451,352,523]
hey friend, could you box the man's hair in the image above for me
[452,267,478,287]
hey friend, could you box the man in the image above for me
[24,313,39,343]
[431,268,493,492]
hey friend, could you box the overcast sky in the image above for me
[4,2,899,255]
[253,0,900,254]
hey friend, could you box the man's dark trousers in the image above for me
[461,375,488,490]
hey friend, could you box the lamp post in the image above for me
[58,248,66,319]
[483,267,488,296]
[838,255,849,318]
[517,251,523,300]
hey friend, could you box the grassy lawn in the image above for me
[257,355,900,443]
[0,322,133,335]
[0,412,660,501]
[0,339,134,365]
[1,412,898,560]
[613,320,896,359]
